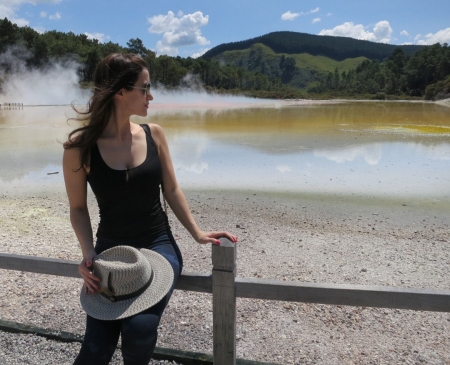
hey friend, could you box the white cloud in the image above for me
[40,11,46,17]
[281,11,300,21]
[400,30,409,36]
[0,4,15,18]
[319,20,393,43]
[148,11,210,56]
[49,11,61,20]
[312,18,321,24]
[191,48,210,58]
[84,32,108,43]
[155,40,178,57]
[415,28,450,45]
[281,7,320,21]
[372,21,392,43]
[11,16,28,26]
[33,25,46,33]
[0,0,61,28]
[0,3,28,25]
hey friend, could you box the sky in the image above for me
[1,0,450,58]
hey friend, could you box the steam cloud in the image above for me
[0,46,88,106]
[151,73,267,108]
[0,46,267,108]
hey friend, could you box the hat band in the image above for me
[99,271,153,303]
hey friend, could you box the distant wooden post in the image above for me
[212,237,237,365]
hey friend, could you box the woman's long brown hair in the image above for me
[63,53,147,171]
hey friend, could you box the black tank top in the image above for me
[87,124,167,239]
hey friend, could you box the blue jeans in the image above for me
[74,230,183,365]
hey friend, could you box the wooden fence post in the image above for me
[212,237,237,365]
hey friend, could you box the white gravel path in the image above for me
[0,189,449,364]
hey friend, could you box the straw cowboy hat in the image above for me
[80,245,174,320]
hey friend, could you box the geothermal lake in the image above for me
[0,99,449,202]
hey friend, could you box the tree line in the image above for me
[313,44,450,100]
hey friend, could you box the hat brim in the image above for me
[80,248,174,320]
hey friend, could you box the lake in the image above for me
[0,99,449,202]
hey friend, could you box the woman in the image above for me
[63,53,238,365]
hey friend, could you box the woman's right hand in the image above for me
[78,251,100,294]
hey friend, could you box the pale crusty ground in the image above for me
[0,188,449,364]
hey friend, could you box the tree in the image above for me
[127,38,151,58]
[280,56,296,84]
[34,37,49,66]
[85,47,102,81]
[20,26,38,48]
[0,18,19,51]
[100,42,123,58]
[333,68,340,90]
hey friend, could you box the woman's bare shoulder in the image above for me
[63,146,88,173]
[148,123,164,135]
[148,123,167,143]
[63,145,81,160]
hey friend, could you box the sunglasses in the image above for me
[130,82,151,96]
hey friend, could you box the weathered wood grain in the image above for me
[235,278,450,312]
[212,238,237,365]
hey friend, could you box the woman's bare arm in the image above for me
[63,148,100,292]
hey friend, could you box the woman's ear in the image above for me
[114,89,124,101]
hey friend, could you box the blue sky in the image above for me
[2,0,450,58]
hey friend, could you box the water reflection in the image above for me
[406,142,450,161]
[314,144,383,165]
[0,107,74,186]
[0,102,449,198]
[170,133,210,174]
[167,139,450,197]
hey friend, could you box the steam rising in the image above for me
[150,73,269,110]
[0,47,267,108]
[0,46,89,105]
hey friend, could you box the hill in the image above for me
[201,31,426,90]
[202,31,425,61]
[209,42,367,89]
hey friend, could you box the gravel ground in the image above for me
[0,189,449,364]
[0,332,183,365]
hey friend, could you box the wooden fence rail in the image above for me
[1,237,450,365]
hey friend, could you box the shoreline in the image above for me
[2,97,449,110]
[435,97,450,108]
[0,189,449,364]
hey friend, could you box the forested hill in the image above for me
[202,31,425,61]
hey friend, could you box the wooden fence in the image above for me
[1,237,450,365]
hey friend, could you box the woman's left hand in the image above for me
[196,231,238,245]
